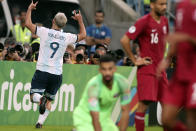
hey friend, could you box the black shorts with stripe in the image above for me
[30,70,62,101]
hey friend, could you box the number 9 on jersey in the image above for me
[50,42,59,58]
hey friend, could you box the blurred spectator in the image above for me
[75,43,87,52]
[11,10,32,44]
[22,43,32,61]
[95,44,107,54]
[0,37,21,61]
[0,42,4,60]
[132,43,140,58]
[63,44,75,64]
[123,43,140,66]
[125,0,150,16]
[115,49,125,66]
[126,0,139,12]
[73,48,85,64]
[86,10,112,53]
[91,53,100,65]
[95,44,107,56]
[143,0,150,15]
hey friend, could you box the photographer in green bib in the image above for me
[11,10,32,44]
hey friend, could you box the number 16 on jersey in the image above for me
[151,33,159,44]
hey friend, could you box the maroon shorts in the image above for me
[163,75,196,109]
[137,72,168,102]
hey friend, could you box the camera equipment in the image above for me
[0,43,4,52]
[7,47,16,54]
[15,44,24,55]
[125,57,134,66]
[76,54,84,62]
[72,9,79,16]
[115,49,125,60]
[63,52,70,59]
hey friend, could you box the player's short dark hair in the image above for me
[150,0,158,3]
[95,10,105,16]
[99,54,116,64]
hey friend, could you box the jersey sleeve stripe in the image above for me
[35,26,38,35]
[75,34,78,43]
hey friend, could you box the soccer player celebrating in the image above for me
[25,1,86,128]
[121,0,168,131]
[157,0,196,130]
[73,54,131,131]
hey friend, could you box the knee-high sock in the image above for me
[135,112,145,131]
[37,109,50,125]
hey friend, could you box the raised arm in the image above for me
[72,11,86,42]
[25,1,38,34]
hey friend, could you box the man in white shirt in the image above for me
[25,1,86,128]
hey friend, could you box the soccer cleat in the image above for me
[35,123,42,128]
[39,96,47,114]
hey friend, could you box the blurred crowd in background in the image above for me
[0,9,140,66]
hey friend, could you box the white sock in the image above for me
[37,109,50,125]
[157,102,163,125]
[33,93,42,103]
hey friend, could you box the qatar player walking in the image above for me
[121,0,168,131]
[157,0,196,130]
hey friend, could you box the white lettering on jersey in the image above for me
[163,26,167,34]
[152,29,157,32]
[176,9,183,29]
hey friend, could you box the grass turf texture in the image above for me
[0,126,163,131]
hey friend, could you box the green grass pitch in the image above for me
[0,126,163,131]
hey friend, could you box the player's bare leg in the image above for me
[162,104,186,131]
[187,109,196,131]
[30,94,51,128]
[135,101,150,131]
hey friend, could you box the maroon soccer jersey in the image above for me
[175,0,196,81]
[126,14,169,75]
